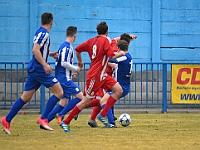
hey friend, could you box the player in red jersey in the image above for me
[87,33,137,127]
[56,21,125,132]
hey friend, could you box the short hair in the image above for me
[41,12,53,25]
[116,40,129,51]
[120,33,132,44]
[66,26,77,37]
[96,21,108,35]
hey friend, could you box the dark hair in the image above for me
[117,40,129,51]
[41,12,53,25]
[96,21,108,35]
[66,26,77,37]
[120,33,131,44]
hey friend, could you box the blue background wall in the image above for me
[0,0,200,63]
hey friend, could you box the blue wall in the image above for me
[0,0,200,63]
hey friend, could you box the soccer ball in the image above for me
[119,113,131,127]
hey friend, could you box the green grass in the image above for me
[0,114,200,150]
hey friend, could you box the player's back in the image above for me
[117,53,132,87]
[75,35,115,81]
[28,27,50,73]
[55,41,74,81]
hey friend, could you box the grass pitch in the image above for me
[0,113,200,150]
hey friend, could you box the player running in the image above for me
[46,26,83,125]
[57,21,125,132]
[0,12,63,134]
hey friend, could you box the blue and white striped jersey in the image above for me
[28,27,50,73]
[55,41,75,81]
[115,53,132,87]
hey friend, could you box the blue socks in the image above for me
[48,104,64,122]
[6,98,25,123]
[59,98,81,116]
[41,95,60,119]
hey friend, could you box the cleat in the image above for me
[97,114,112,127]
[37,117,53,131]
[88,119,99,128]
[73,114,79,121]
[60,121,71,132]
[0,117,11,134]
[39,125,47,130]
[55,114,63,125]
[114,116,117,121]
[103,123,117,128]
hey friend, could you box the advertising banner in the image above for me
[172,65,200,104]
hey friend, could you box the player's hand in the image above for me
[78,61,84,68]
[43,63,52,74]
[72,73,77,79]
[130,34,137,40]
[49,52,58,59]
[76,66,82,73]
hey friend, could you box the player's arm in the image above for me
[108,62,117,69]
[109,56,127,63]
[32,43,52,74]
[60,49,81,73]
[111,50,125,59]
[130,34,137,41]
[76,51,84,68]
[49,51,58,59]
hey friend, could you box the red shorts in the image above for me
[83,75,117,98]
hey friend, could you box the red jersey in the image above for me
[106,39,118,77]
[75,36,116,81]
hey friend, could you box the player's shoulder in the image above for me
[126,53,132,59]
[35,27,49,37]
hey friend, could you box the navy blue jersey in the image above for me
[55,41,74,81]
[115,53,132,87]
[28,27,50,73]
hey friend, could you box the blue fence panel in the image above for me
[0,62,200,113]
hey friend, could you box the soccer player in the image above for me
[0,12,63,134]
[47,26,83,124]
[88,33,137,127]
[57,21,125,132]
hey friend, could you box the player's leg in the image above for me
[57,94,82,124]
[97,76,123,126]
[1,75,37,134]
[87,88,104,127]
[88,105,101,127]
[48,98,67,123]
[56,81,83,124]
[60,96,92,132]
[37,73,63,131]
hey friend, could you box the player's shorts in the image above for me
[107,85,130,98]
[60,80,82,100]
[95,88,105,100]
[84,75,117,98]
[24,72,58,91]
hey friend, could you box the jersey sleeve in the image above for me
[105,39,116,58]
[75,41,89,53]
[34,32,49,47]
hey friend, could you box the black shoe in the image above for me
[88,119,99,128]
[40,125,47,130]
[74,115,79,121]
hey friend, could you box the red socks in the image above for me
[64,105,81,124]
[87,98,100,108]
[100,96,116,117]
[90,105,102,121]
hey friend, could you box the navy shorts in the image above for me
[107,85,130,99]
[60,80,82,100]
[24,72,58,91]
